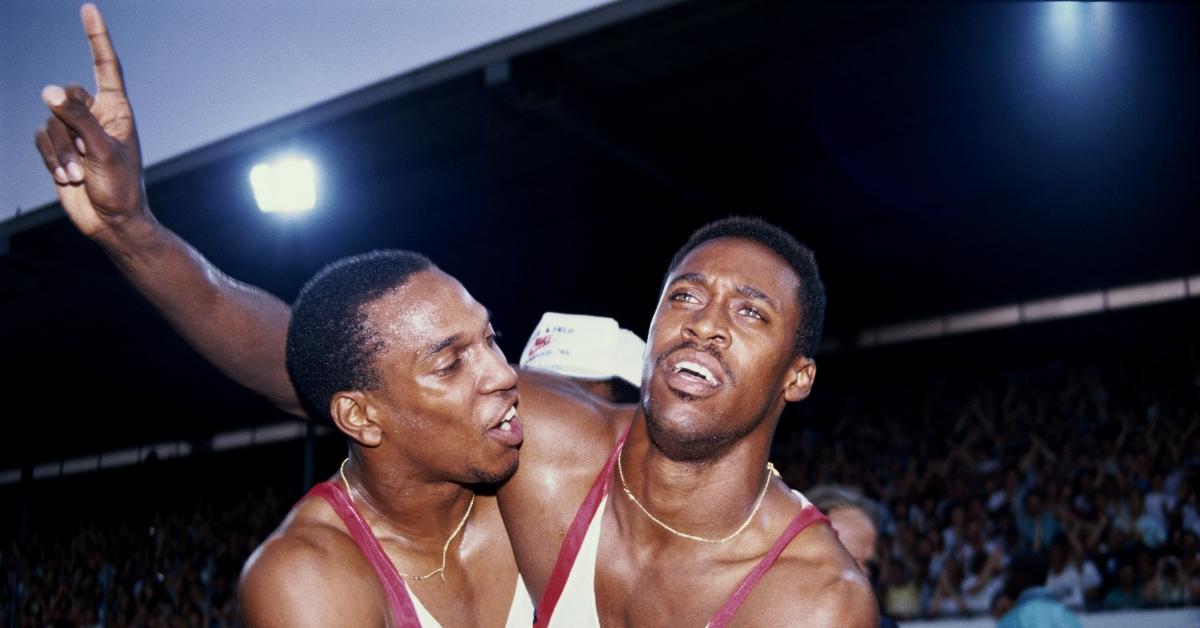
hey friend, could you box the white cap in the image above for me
[519,312,646,387]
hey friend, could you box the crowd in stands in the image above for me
[1,454,295,628]
[777,310,1200,620]
[3,307,1198,625]
[1,487,284,627]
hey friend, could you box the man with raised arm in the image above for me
[36,5,875,625]
[35,6,535,627]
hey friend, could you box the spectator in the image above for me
[1131,491,1168,549]
[1142,555,1199,607]
[881,558,923,620]
[1178,529,1200,580]
[959,548,1005,615]
[1044,537,1102,611]
[1103,562,1144,610]
[1014,489,1063,553]
[806,484,881,575]
[928,555,968,617]
[997,550,1082,628]
[806,484,899,628]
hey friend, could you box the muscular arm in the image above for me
[35,4,302,416]
[102,222,300,415]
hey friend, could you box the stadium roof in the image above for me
[2,0,1197,465]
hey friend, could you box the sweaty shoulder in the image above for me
[239,494,389,628]
[498,368,635,599]
[512,368,630,477]
[731,502,878,627]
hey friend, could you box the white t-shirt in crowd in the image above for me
[1045,560,1102,610]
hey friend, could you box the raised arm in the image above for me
[34,4,303,416]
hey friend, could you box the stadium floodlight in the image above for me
[249,156,317,214]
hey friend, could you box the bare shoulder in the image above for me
[733,517,878,627]
[511,368,631,478]
[499,368,635,599]
[239,496,387,627]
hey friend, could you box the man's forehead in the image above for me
[672,238,800,294]
[361,271,486,352]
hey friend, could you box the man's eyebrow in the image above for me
[669,272,707,285]
[423,333,464,359]
[737,284,779,311]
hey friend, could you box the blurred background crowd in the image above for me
[1,450,294,627]
[780,303,1200,621]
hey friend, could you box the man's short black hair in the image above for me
[665,216,826,357]
[286,250,434,422]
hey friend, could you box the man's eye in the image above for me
[670,291,699,304]
[435,359,461,376]
[486,330,502,346]
[739,306,766,321]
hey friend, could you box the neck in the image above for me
[342,448,475,546]
[613,410,779,544]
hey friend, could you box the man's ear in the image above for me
[329,391,384,447]
[783,356,816,403]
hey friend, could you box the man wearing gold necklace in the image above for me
[505,229,876,627]
[234,249,536,626]
[35,7,534,627]
[36,5,876,626]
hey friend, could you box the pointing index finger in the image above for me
[80,3,125,94]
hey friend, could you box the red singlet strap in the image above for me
[533,420,634,627]
[308,481,423,628]
[707,505,830,628]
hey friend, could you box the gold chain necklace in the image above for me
[339,457,474,582]
[616,445,778,543]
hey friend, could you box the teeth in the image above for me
[495,405,518,431]
[674,361,715,384]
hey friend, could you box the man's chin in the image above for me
[642,396,740,462]
[469,453,520,487]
